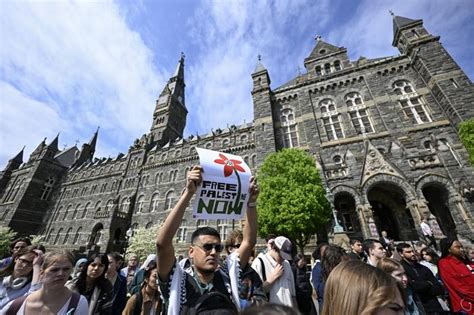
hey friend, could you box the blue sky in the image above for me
[1,0,473,167]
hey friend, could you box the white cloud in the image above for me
[0,0,165,165]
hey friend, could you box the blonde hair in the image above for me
[41,250,74,271]
[377,257,403,274]
[322,260,405,315]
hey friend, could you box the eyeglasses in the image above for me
[194,243,224,253]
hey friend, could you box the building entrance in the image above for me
[422,184,457,239]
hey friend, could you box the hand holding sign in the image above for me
[185,165,203,195]
[193,148,252,220]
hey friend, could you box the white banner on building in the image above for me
[192,148,252,220]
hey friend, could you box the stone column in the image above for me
[452,194,473,230]
[357,203,379,239]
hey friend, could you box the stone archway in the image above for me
[366,182,417,240]
[422,183,457,239]
[334,191,363,239]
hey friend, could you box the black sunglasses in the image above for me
[194,243,224,253]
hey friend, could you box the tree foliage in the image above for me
[459,118,474,165]
[125,225,160,262]
[0,227,17,258]
[257,148,331,253]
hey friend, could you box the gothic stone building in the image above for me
[1,15,473,254]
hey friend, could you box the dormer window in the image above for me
[324,63,332,74]
[315,66,322,76]
[334,60,342,71]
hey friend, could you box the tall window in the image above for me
[164,191,174,210]
[64,228,72,244]
[345,92,374,134]
[121,197,130,212]
[40,177,55,200]
[72,204,81,220]
[324,63,332,74]
[334,60,342,71]
[73,227,82,244]
[82,203,90,218]
[315,66,322,76]
[393,80,432,124]
[151,193,159,212]
[106,200,114,212]
[54,228,63,245]
[136,195,145,213]
[177,220,187,243]
[320,99,344,141]
[281,108,299,147]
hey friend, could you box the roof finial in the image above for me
[389,10,394,16]
[257,54,261,62]
[180,52,185,61]
[315,34,322,41]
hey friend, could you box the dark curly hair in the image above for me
[321,244,349,282]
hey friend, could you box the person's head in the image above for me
[414,241,427,255]
[107,252,122,275]
[321,244,349,282]
[10,237,31,255]
[381,231,388,238]
[142,260,158,293]
[7,245,40,280]
[420,247,439,265]
[363,239,385,260]
[377,257,408,288]
[294,253,306,269]
[265,234,276,251]
[40,250,74,288]
[467,247,474,261]
[350,239,363,254]
[322,260,405,315]
[312,242,328,261]
[225,229,243,254]
[189,227,223,274]
[126,253,138,268]
[269,236,292,263]
[73,258,87,276]
[80,253,108,284]
[440,238,465,260]
[240,303,300,315]
[396,243,416,263]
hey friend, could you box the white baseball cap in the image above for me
[274,236,292,261]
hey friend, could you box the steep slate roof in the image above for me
[393,15,422,35]
[305,39,344,62]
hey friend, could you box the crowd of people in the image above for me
[0,165,473,314]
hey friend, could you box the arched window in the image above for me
[222,139,230,147]
[7,178,25,202]
[345,92,374,134]
[73,227,82,244]
[40,177,55,200]
[251,155,257,168]
[47,228,54,242]
[94,201,102,215]
[146,222,153,229]
[334,60,342,71]
[64,205,72,220]
[136,195,145,213]
[177,220,187,243]
[240,135,248,143]
[324,63,332,74]
[315,66,322,76]
[72,204,81,220]
[164,191,174,210]
[280,108,299,147]
[393,80,432,124]
[121,197,130,212]
[106,200,114,212]
[54,228,63,245]
[64,228,72,244]
[151,193,159,212]
[82,202,90,219]
[320,99,344,141]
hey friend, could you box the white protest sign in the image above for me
[192,148,252,220]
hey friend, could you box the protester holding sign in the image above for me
[156,164,259,314]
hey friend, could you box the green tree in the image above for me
[0,227,17,258]
[125,225,160,262]
[459,118,474,165]
[257,148,331,253]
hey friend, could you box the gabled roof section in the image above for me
[305,39,345,63]
[360,140,404,186]
[11,147,25,164]
[393,15,422,35]
[47,133,59,151]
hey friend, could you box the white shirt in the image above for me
[420,221,433,236]
[251,253,295,307]
[1,294,89,315]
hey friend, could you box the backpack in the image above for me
[186,291,238,315]
[6,292,81,315]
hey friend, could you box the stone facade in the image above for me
[1,15,473,255]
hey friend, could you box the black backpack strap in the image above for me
[133,289,143,315]
[257,257,266,282]
[6,295,28,315]
[66,292,81,313]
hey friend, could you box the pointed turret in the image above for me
[252,55,271,91]
[28,138,46,162]
[47,133,60,152]
[0,147,25,195]
[11,147,24,165]
[149,53,188,146]
[72,128,99,167]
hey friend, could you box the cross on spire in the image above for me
[389,10,394,16]
[257,54,261,62]
[315,34,322,41]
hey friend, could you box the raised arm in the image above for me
[238,176,259,268]
[156,166,202,281]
